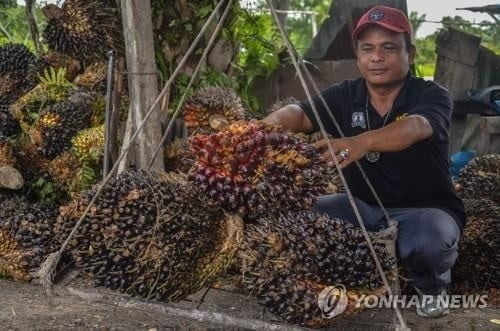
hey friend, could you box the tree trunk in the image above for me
[25,0,43,55]
[120,0,164,172]
[272,0,290,30]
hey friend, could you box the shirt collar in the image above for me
[353,71,413,110]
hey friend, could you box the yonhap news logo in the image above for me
[317,285,349,318]
[318,284,489,319]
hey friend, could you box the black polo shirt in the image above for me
[299,73,466,231]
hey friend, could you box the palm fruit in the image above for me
[11,68,75,131]
[0,105,20,139]
[189,120,334,217]
[42,0,123,66]
[13,140,51,183]
[183,86,247,133]
[0,139,16,167]
[31,92,93,159]
[0,193,59,281]
[240,210,395,326]
[41,51,82,82]
[164,138,195,173]
[54,170,241,302]
[74,61,107,92]
[71,125,105,164]
[48,152,81,190]
[453,198,500,289]
[455,154,500,203]
[0,43,38,106]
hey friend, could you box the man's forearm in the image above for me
[262,105,313,133]
[359,115,433,152]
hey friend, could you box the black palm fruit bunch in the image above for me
[31,91,92,159]
[13,140,51,183]
[0,105,20,139]
[42,0,123,66]
[183,86,247,133]
[455,154,499,204]
[240,211,395,326]
[0,43,39,106]
[54,170,242,302]
[0,193,59,281]
[47,151,81,191]
[189,120,334,217]
[164,138,195,173]
[453,198,500,289]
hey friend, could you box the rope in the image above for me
[147,0,234,170]
[265,1,408,329]
[36,0,228,291]
[300,62,392,225]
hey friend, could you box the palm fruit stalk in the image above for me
[453,198,500,289]
[54,170,241,302]
[42,0,124,66]
[183,86,247,133]
[164,138,195,173]
[0,43,39,106]
[189,120,334,218]
[0,193,59,281]
[240,210,395,326]
[31,91,93,159]
[455,154,500,203]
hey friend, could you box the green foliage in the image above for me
[70,164,97,193]
[29,177,62,203]
[38,67,75,101]
[0,5,47,52]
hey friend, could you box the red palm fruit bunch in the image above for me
[188,120,334,217]
[182,86,247,133]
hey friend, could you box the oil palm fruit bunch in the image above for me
[13,140,51,183]
[71,125,105,164]
[453,198,500,289]
[455,154,499,203]
[0,43,39,106]
[164,138,195,173]
[48,152,81,191]
[31,92,93,159]
[189,120,333,217]
[12,67,75,131]
[241,211,394,326]
[0,105,20,139]
[183,86,247,133]
[54,170,240,302]
[0,193,59,281]
[74,61,107,92]
[42,0,123,65]
[0,139,16,167]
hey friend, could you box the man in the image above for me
[264,5,465,318]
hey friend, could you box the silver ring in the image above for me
[339,149,349,159]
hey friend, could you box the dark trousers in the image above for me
[314,194,461,295]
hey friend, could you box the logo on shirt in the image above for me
[351,112,367,129]
[396,113,408,121]
[369,10,385,21]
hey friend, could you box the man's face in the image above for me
[356,26,415,88]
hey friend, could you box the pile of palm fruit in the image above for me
[54,170,242,301]
[454,199,500,289]
[239,211,395,326]
[189,120,334,218]
[453,154,500,290]
[455,154,499,204]
[0,190,59,281]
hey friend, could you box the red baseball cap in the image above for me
[352,5,413,41]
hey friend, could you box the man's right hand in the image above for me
[262,104,314,133]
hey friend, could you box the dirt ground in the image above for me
[1,279,500,331]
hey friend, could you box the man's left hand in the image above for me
[313,136,369,169]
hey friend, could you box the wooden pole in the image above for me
[120,0,165,171]
[25,0,43,55]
